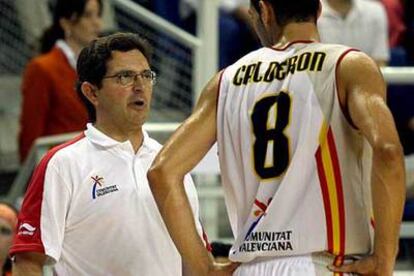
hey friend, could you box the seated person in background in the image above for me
[317,0,390,66]
[0,202,18,276]
[18,0,103,163]
[10,33,208,276]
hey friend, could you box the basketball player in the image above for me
[148,0,406,275]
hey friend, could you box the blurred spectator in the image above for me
[180,0,259,68]
[14,0,115,52]
[318,0,389,66]
[0,202,17,276]
[14,0,51,52]
[381,0,405,47]
[18,0,103,163]
[404,0,414,65]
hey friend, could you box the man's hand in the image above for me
[208,261,240,275]
[328,255,393,276]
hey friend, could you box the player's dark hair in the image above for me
[250,0,320,26]
[76,32,153,122]
[40,0,103,53]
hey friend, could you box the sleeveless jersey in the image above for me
[217,42,374,263]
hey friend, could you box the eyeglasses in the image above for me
[0,226,12,236]
[103,70,157,86]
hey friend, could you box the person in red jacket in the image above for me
[19,0,103,162]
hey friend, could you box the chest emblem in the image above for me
[91,175,119,199]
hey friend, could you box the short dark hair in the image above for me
[76,32,153,122]
[250,0,320,26]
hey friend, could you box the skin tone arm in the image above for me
[329,52,406,275]
[13,252,47,276]
[148,74,238,276]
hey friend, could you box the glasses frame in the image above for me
[103,69,157,86]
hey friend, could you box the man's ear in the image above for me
[81,82,99,107]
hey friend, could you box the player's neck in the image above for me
[273,22,320,48]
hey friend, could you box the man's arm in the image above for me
[148,73,237,275]
[13,252,47,276]
[330,51,405,275]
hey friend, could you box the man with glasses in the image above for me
[10,33,208,276]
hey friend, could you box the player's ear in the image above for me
[81,82,99,107]
[317,1,322,20]
[259,0,274,27]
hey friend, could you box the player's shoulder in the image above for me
[338,50,378,73]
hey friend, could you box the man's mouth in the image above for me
[134,99,145,107]
[130,99,146,109]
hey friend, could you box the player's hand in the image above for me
[208,261,240,275]
[327,255,393,276]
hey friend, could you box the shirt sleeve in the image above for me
[371,3,390,62]
[10,155,71,263]
[183,174,212,251]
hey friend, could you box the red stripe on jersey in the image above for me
[10,134,85,256]
[315,147,334,253]
[334,48,360,129]
[270,40,316,51]
[202,228,212,252]
[370,217,376,229]
[254,199,268,212]
[327,128,346,256]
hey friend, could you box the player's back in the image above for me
[217,41,373,263]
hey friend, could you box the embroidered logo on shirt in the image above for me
[17,223,36,236]
[91,175,119,199]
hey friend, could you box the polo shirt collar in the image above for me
[55,39,77,69]
[84,123,151,153]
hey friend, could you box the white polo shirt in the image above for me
[11,124,208,276]
[318,0,389,62]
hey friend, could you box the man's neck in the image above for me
[94,121,144,153]
[273,22,320,49]
[327,0,353,18]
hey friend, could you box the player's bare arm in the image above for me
[148,73,238,276]
[13,252,47,276]
[329,51,406,275]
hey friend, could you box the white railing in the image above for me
[112,0,219,102]
[382,67,414,84]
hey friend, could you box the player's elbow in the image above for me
[372,140,404,164]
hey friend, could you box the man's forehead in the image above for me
[107,49,149,71]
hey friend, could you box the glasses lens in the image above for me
[118,72,134,86]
